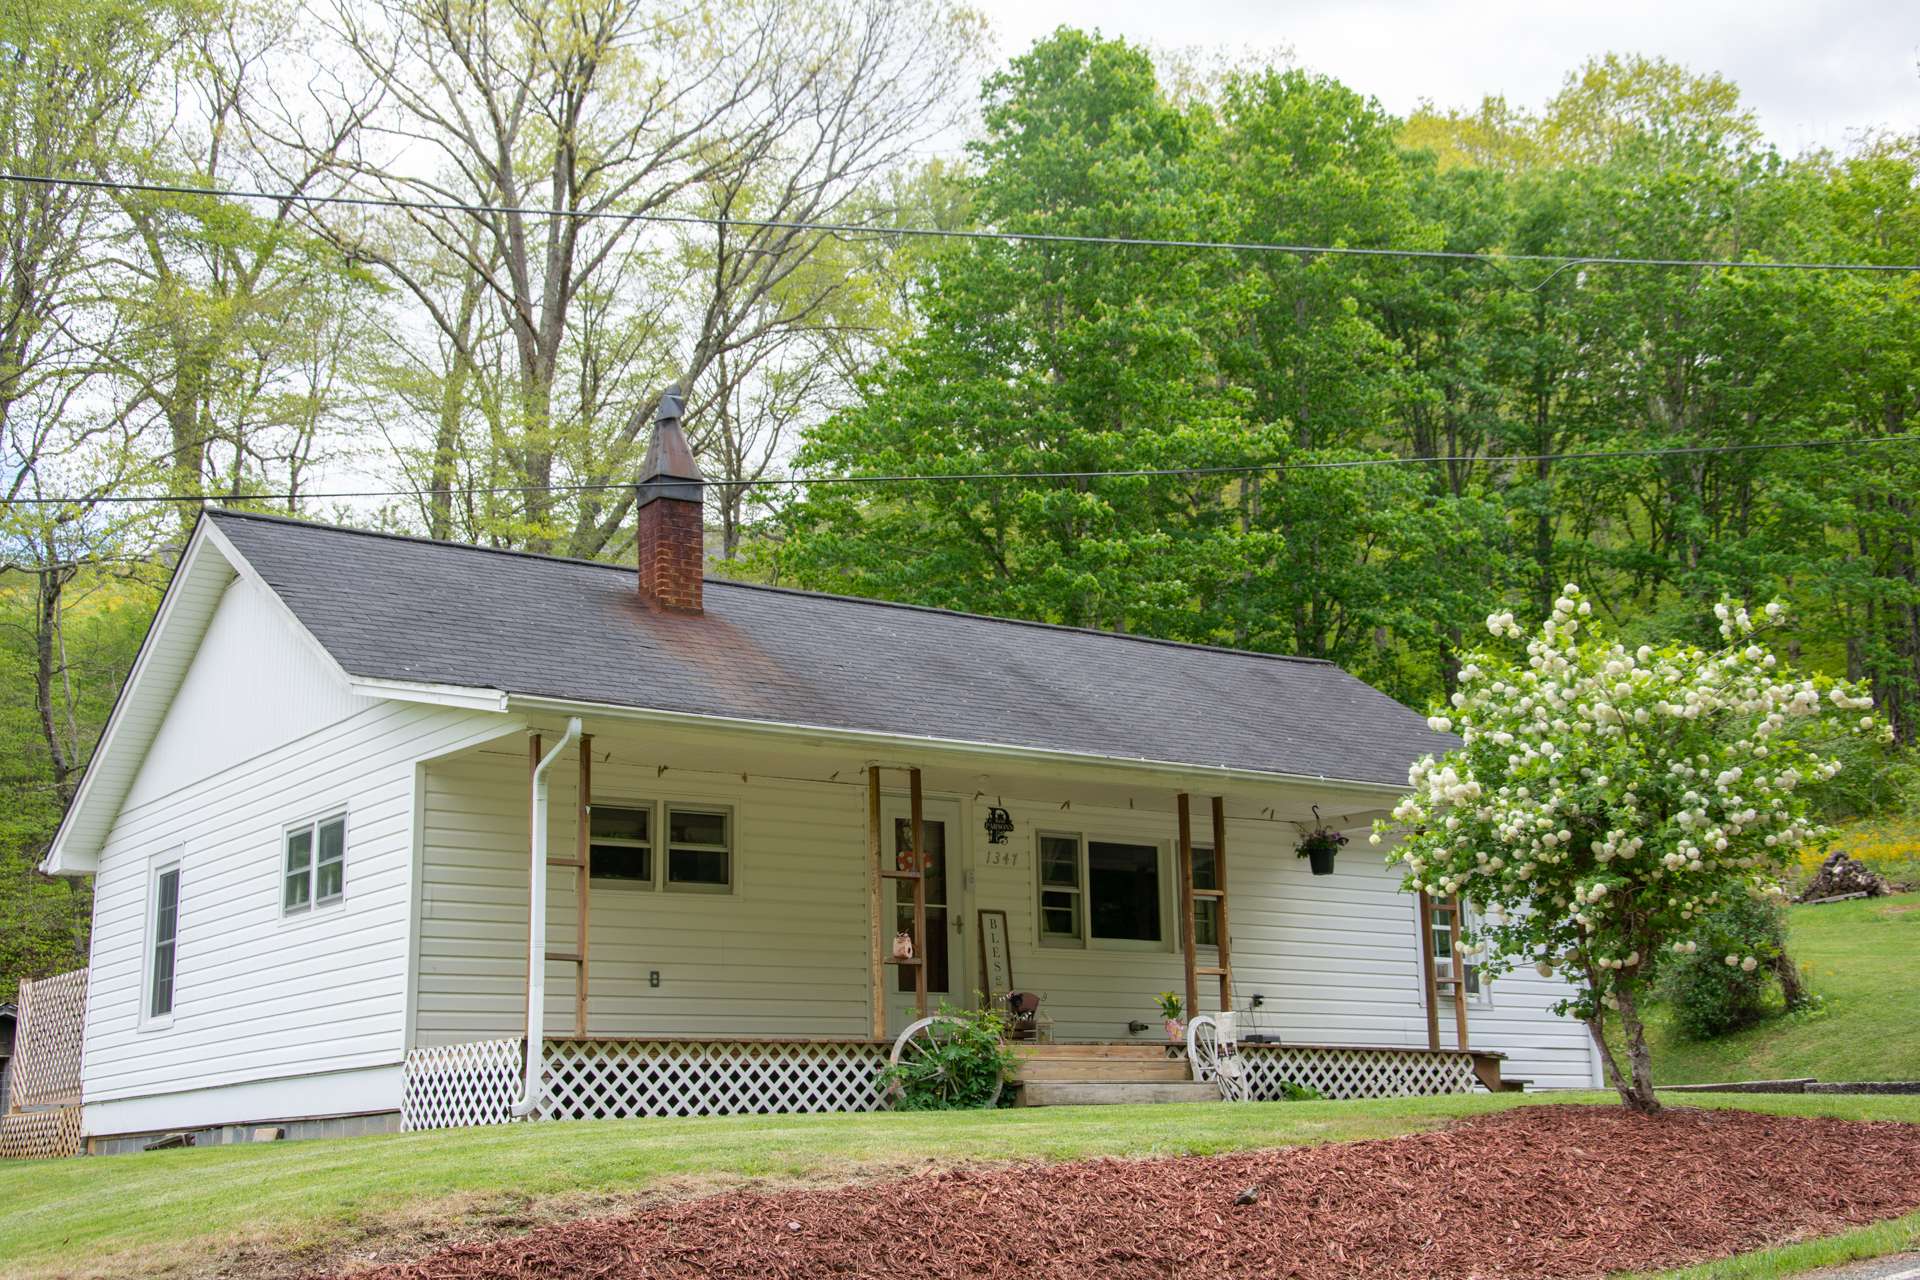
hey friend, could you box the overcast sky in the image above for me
[972,0,1920,155]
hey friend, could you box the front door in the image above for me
[884,797,965,1035]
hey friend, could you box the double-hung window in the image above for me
[665,807,732,892]
[1429,900,1484,1000]
[1038,834,1083,943]
[585,802,733,892]
[1038,833,1166,948]
[1192,844,1220,947]
[589,805,654,885]
[148,861,181,1021]
[283,814,347,914]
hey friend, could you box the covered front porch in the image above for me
[400,711,1499,1129]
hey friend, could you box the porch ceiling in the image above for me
[477,713,1397,828]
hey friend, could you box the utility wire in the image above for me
[5,170,1920,277]
[9,434,1918,507]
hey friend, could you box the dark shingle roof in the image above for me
[208,509,1448,787]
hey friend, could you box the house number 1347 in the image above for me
[984,847,1023,868]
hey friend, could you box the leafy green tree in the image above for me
[0,570,153,999]
[772,30,1271,638]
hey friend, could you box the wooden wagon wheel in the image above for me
[887,1016,1006,1109]
[1186,1014,1246,1101]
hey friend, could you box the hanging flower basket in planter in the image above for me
[1297,823,1348,876]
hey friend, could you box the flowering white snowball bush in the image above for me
[1375,587,1886,1113]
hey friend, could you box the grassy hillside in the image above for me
[1631,891,1920,1086]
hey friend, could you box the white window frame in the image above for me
[1034,830,1174,952]
[1035,831,1085,948]
[662,804,734,895]
[281,810,349,917]
[1427,899,1492,1007]
[140,851,182,1031]
[1190,843,1222,952]
[586,800,658,891]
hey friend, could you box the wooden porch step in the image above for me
[1014,1059,1194,1084]
[1010,1043,1178,1060]
[1018,1081,1220,1107]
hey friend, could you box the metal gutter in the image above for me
[505,694,1414,799]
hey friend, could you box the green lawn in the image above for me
[3,1092,1918,1280]
[1621,891,1920,1086]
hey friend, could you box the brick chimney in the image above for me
[636,383,704,613]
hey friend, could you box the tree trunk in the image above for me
[1609,979,1663,1114]
[34,560,80,806]
[1772,950,1809,1010]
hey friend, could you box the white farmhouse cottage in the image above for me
[36,396,1601,1153]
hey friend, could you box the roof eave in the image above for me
[505,693,1419,799]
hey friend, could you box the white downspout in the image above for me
[512,717,581,1118]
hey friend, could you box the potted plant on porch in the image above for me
[1297,810,1348,876]
[1155,991,1185,1042]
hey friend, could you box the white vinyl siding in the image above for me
[80,573,511,1110]
[415,757,870,1044]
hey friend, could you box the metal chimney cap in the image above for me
[655,382,685,425]
[637,382,703,507]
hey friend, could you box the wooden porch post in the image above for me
[910,768,928,1018]
[1177,793,1197,1025]
[575,734,592,1038]
[1418,892,1441,1051]
[1211,796,1232,1013]
[867,767,885,1039]
[1449,895,1470,1052]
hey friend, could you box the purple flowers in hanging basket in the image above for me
[1297,826,1348,875]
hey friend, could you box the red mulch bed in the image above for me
[327,1106,1920,1279]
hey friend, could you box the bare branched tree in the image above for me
[254,0,981,555]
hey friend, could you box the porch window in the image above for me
[283,814,346,914]
[1036,834,1166,947]
[1192,844,1219,947]
[1088,841,1161,944]
[1430,901,1483,999]
[1037,833,1082,944]
[149,863,180,1020]
[665,806,731,892]
[589,804,654,885]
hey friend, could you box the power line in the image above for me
[9,433,1918,507]
[5,171,1919,277]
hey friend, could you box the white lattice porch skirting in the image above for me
[1236,1044,1479,1100]
[401,1036,1479,1130]
[402,1037,892,1130]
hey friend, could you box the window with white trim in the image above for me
[1037,833,1082,943]
[589,804,654,886]
[1192,844,1219,947]
[1430,900,1485,1000]
[283,814,346,914]
[1037,832,1166,948]
[664,806,731,892]
[149,862,180,1020]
